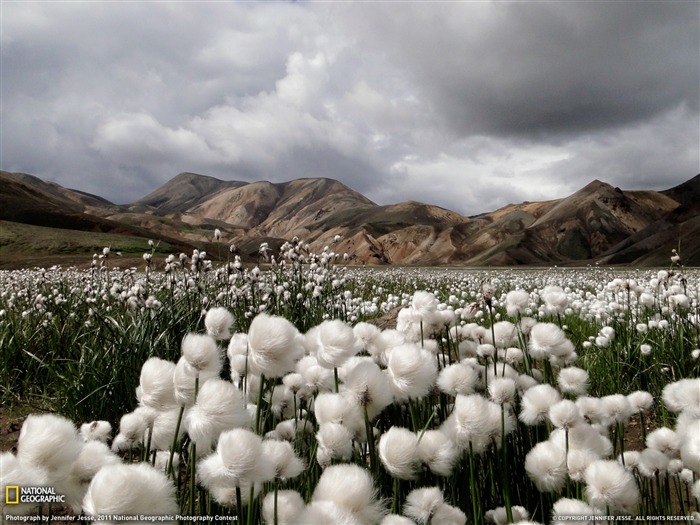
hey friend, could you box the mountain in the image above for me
[1,170,698,268]
[134,172,248,213]
[0,171,196,268]
[597,174,700,266]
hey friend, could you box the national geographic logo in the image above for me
[5,486,66,504]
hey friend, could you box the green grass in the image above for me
[0,220,177,257]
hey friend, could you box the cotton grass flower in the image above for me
[403,486,444,524]
[525,440,567,492]
[342,360,393,419]
[447,393,512,453]
[314,392,364,438]
[431,503,467,525]
[488,377,516,406]
[174,352,221,407]
[551,498,603,525]
[82,463,178,524]
[528,323,571,360]
[486,321,518,348]
[316,422,354,467]
[272,418,313,442]
[516,373,539,394]
[137,357,177,410]
[80,421,113,443]
[204,306,234,340]
[557,367,589,397]
[197,428,274,491]
[181,333,222,373]
[500,346,524,366]
[297,355,335,393]
[584,459,639,514]
[485,505,530,524]
[295,501,364,525]
[247,313,302,378]
[353,321,382,354]
[662,378,700,417]
[67,441,121,511]
[601,394,634,425]
[378,426,420,479]
[380,515,415,525]
[667,458,684,475]
[637,448,670,477]
[566,448,600,482]
[403,486,465,525]
[693,479,700,501]
[1,452,49,515]
[550,424,612,458]
[477,343,496,359]
[139,408,182,453]
[314,319,362,370]
[575,396,607,425]
[262,490,305,525]
[207,479,262,509]
[437,362,480,396]
[373,328,408,366]
[185,378,250,454]
[543,285,568,315]
[489,363,518,388]
[311,464,385,524]
[617,451,641,471]
[627,390,654,414]
[549,400,583,430]
[505,289,530,316]
[155,450,179,472]
[411,290,439,315]
[679,418,700,474]
[261,439,305,480]
[520,384,561,425]
[646,427,680,457]
[386,343,438,402]
[416,429,459,477]
[111,408,152,452]
[17,414,83,480]
[282,372,306,400]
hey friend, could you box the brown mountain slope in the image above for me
[2,170,699,267]
[661,173,700,222]
[134,172,248,212]
[186,177,376,237]
[309,201,470,264]
[0,170,114,229]
[597,174,700,265]
[0,171,195,257]
[2,171,114,209]
[504,180,678,262]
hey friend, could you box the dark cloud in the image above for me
[1,2,698,215]
[342,2,698,139]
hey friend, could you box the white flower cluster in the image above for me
[3,284,699,524]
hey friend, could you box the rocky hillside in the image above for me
[1,170,698,267]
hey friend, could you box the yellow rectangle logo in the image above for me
[5,485,19,505]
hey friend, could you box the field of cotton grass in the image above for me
[1,238,699,525]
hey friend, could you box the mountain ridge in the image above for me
[1,170,698,267]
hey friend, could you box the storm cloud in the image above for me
[2,2,698,214]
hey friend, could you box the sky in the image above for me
[1,1,698,215]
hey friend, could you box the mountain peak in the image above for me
[135,173,248,212]
[578,179,614,193]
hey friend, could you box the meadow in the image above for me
[1,238,699,525]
